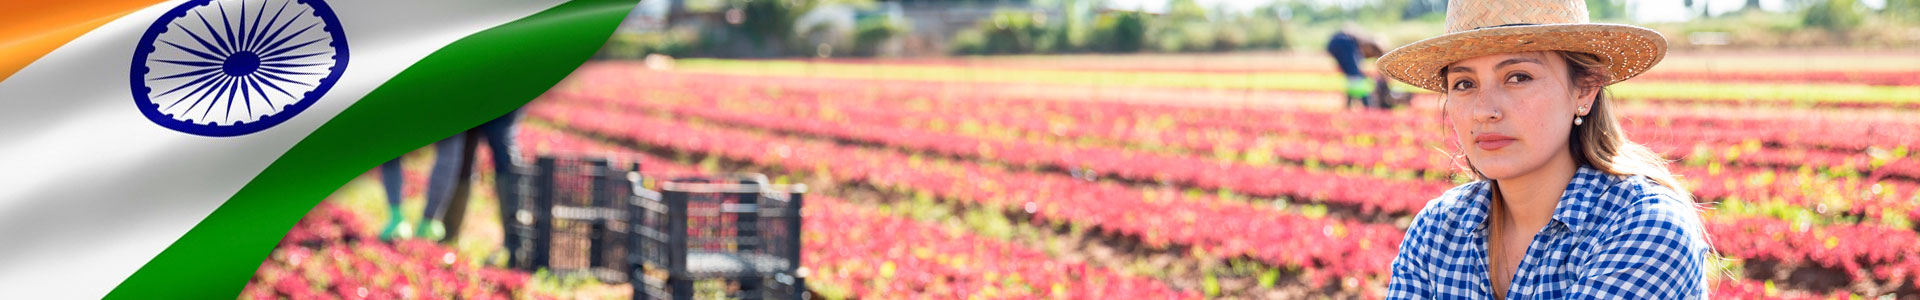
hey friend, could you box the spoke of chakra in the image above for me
[163,77,203,109]
[236,0,252,51]
[262,38,326,60]
[258,67,320,76]
[161,40,224,62]
[261,21,318,48]
[168,75,228,111]
[250,0,295,53]
[243,0,271,52]
[237,78,254,121]
[264,52,327,63]
[229,74,253,121]
[154,71,223,98]
[217,2,240,54]
[202,76,237,120]
[173,23,228,58]
[151,66,221,81]
[244,76,272,115]
[255,73,296,99]
[217,75,247,121]
[156,59,222,68]
[173,77,209,115]
[224,75,241,121]
[256,71,313,87]
[253,7,311,53]
[193,76,236,117]
[261,62,327,68]
[193,11,232,57]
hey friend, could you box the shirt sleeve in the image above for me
[1385,223,1432,299]
[1386,199,1448,300]
[1570,196,1709,299]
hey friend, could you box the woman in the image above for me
[1375,0,1712,299]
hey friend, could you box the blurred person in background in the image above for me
[374,109,529,255]
[415,110,527,246]
[1377,0,1712,298]
[378,158,409,241]
[1326,23,1408,109]
[377,109,526,256]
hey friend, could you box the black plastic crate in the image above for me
[630,174,807,300]
[513,155,638,283]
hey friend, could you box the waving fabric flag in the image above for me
[0,0,637,298]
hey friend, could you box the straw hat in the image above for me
[1376,0,1668,92]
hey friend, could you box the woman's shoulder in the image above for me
[1407,181,1491,236]
[1395,181,1491,263]
[1587,174,1705,241]
[1602,175,1693,215]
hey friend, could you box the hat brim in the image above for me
[1377,23,1667,93]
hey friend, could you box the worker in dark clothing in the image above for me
[378,109,526,265]
[1326,25,1406,109]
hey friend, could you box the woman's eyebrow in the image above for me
[1446,66,1473,74]
[1496,57,1545,69]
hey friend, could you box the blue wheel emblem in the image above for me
[132,0,347,137]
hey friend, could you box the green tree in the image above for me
[1803,0,1864,30]
[1889,0,1920,21]
[1093,11,1146,53]
[1587,0,1627,20]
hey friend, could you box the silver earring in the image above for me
[1574,117,1584,126]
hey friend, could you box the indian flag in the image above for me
[0,0,636,298]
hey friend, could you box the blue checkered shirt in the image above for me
[1386,165,1710,299]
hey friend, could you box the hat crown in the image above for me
[1444,0,1590,33]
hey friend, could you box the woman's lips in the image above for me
[1475,133,1516,151]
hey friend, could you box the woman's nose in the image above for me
[1471,97,1502,123]
[1459,88,1505,122]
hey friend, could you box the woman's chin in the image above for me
[1479,170,1521,181]
[1467,159,1524,180]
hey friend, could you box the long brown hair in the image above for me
[1442,51,1712,297]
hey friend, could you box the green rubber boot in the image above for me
[416,219,447,242]
[380,208,412,242]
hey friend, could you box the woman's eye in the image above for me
[1506,73,1532,84]
[1450,79,1474,91]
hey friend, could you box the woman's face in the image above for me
[1442,51,1596,180]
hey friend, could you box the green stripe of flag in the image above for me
[104,1,636,298]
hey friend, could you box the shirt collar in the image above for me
[1457,165,1617,235]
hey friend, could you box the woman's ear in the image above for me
[1573,79,1600,116]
